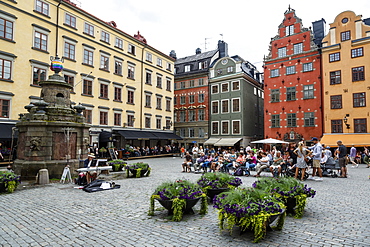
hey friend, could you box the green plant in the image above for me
[197,172,242,190]
[99,147,107,153]
[0,171,21,193]
[107,159,126,172]
[125,162,150,178]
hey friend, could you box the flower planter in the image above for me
[129,168,148,178]
[0,182,6,193]
[156,198,200,215]
[206,188,230,202]
[285,196,297,215]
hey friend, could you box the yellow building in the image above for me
[321,11,370,147]
[0,0,176,149]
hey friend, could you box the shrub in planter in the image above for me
[0,171,21,193]
[148,179,207,221]
[252,177,316,218]
[125,162,151,178]
[108,159,126,172]
[214,188,286,243]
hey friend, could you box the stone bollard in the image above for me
[38,169,49,185]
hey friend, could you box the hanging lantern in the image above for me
[50,56,64,74]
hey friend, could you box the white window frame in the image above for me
[211,100,219,114]
[0,53,15,81]
[221,82,229,93]
[221,120,229,135]
[30,60,48,85]
[99,80,110,99]
[144,115,151,129]
[99,52,110,71]
[128,44,135,55]
[231,81,240,91]
[232,120,241,135]
[114,57,123,75]
[83,45,94,66]
[126,88,135,104]
[101,30,110,43]
[286,25,294,36]
[113,111,122,126]
[146,52,152,62]
[115,37,123,49]
[278,47,286,58]
[64,12,76,28]
[128,63,135,79]
[184,65,190,72]
[62,70,76,89]
[211,121,219,135]
[211,84,219,94]
[232,98,240,113]
[156,95,162,110]
[35,0,49,16]
[63,37,76,60]
[84,22,94,36]
[33,25,49,52]
[270,68,279,78]
[293,43,303,54]
[157,58,162,67]
[166,62,171,71]
[127,113,135,127]
[156,116,162,129]
[0,11,16,41]
[303,62,313,72]
[221,99,229,114]
[0,93,13,119]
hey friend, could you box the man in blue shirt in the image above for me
[310,137,323,181]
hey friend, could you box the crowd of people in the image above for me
[180,139,370,181]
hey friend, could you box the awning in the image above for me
[320,133,370,147]
[99,131,113,142]
[214,138,242,146]
[117,130,158,140]
[0,123,18,140]
[204,137,221,145]
[153,132,182,140]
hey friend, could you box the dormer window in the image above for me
[184,65,190,72]
[286,25,294,36]
[199,61,207,69]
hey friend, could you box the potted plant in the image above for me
[252,177,316,218]
[107,159,126,172]
[0,171,21,193]
[99,147,107,158]
[197,172,242,201]
[214,188,286,243]
[148,179,208,221]
[125,162,151,178]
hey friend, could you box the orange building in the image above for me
[320,11,370,147]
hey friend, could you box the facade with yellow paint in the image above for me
[321,11,370,147]
[0,0,176,149]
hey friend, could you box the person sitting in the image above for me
[245,151,257,170]
[83,153,97,184]
[253,152,270,177]
[210,154,220,172]
[195,152,207,173]
[269,151,284,177]
[182,152,193,172]
[202,154,214,172]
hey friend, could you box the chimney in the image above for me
[218,40,228,58]
[195,48,201,54]
[169,50,177,60]
[312,18,326,48]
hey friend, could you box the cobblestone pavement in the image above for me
[1,157,370,247]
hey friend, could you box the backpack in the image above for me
[234,168,244,176]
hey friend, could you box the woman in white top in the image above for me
[293,142,312,181]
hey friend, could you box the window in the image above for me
[64,42,75,60]
[128,65,135,79]
[271,115,280,128]
[232,81,240,90]
[232,98,240,112]
[146,52,152,62]
[354,119,367,133]
[145,116,151,128]
[303,85,314,99]
[166,78,171,91]
[189,95,195,104]
[287,113,297,127]
[100,55,109,71]
[127,90,134,104]
[286,87,296,101]
[232,121,240,135]
[128,44,135,55]
[331,120,343,133]
[278,47,286,58]
[35,0,49,16]
[221,100,229,113]
[156,96,162,110]
[353,92,366,107]
[100,111,108,125]
[217,68,223,75]
[114,113,121,126]
[83,49,93,66]
[127,114,135,127]
[270,69,279,78]
[180,111,185,122]
[180,81,185,89]
[173,96,177,105]
[115,38,123,49]
[271,89,280,102]
[329,52,340,62]
[330,95,342,109]
[166,98,171,111]
[211,85,219,94]
[156,75,162,88]
[34,31,47,51]
[166,62,171,71]
[156,118,161,129]
[198,109,204,121]
[304,112,315,127]
[227,66,234,73]
[145,94,151,107]
[114,87,122,101]
[99,83,108,99]
[84,23,94,36]
[286,65,296,75]
[82,79,93,96]
[180,96,185,105]
[286,25,294,36]
[221,83,229,92]
[352,66,365,82]
[199,61,207,69]
[303,63,313,72]
[341,31,350,41]
[189,110,195,122]
[221,121,229,135]
[189,128,195,137]
[83,109,92,124]
[184,65,190,72]
[145,71,152,84]
[199,128,205,138]
[0,17,14,41]
[64,74,74,89]
[198,78,204,86]
[189,80,195,87]
[157,58,162,67]
[32,67,46,85]
[198,94,204,103]
[114,60,122,75]
[351,47,363,58]
[65,13,76,28]
[330,71,341,85]
[179,128,185,137]
[212,122,219,135]
[101,30,110,43]
[212,101,219,114]
[0,99,9,118]
[293,43,303,54]
[0,58,12,80]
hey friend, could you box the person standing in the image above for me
[364,146,370,168]
[180,146,185,158]
[309,137,323,181]
[349,145,358,168]
[192,144,199,160]
[337,140,348,178]
[294,142,312,181]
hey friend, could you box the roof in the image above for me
[175,50,218,65]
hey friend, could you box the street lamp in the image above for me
[343,114,350,129]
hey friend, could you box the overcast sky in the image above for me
[77,0,370,70]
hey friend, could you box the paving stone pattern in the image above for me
[1,157,370,246]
